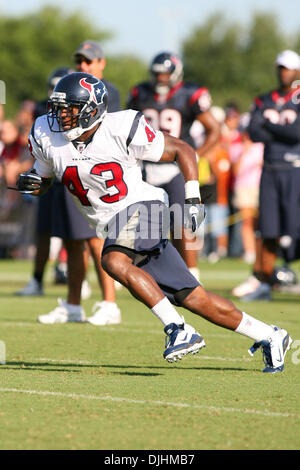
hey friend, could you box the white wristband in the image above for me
[185,180,201,200]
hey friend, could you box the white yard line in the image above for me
[0,387,296,419]
[195,355,251,362]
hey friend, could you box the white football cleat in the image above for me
[87,301,121,326]
[16,278,44,296]
[248,325,293,373]
[38,298,86,324]
[232,275,261,297]
[163,317,206,363]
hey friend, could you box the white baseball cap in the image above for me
[275,50,300,70]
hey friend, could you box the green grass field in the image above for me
[0,257,299,450]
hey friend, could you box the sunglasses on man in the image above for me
[74,56,92,65]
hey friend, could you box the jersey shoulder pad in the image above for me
[29,114,60,159]
[130,81,153,99]
[103,110,142,138]
[30,115,50,145]
[184,82,211,111]
[253,90,274,108]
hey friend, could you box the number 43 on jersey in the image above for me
[62,122,156,205]
[62,162,128,205]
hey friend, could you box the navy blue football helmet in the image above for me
[47,72,108,140]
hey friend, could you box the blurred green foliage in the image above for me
[0,6,148,116]
[182,12,299,110]
[0,7,299,117]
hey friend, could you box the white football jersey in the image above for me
[29,110,168,236]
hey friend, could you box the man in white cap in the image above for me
[275,49,300,71]
[232,50,300,301]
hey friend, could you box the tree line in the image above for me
[1,7,299,117]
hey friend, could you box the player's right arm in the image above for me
[16,120,54,196]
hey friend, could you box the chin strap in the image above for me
[63,126,85,141]
[63,112,106,141]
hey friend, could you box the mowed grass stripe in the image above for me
[0,387,297,419]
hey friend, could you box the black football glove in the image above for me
[184,198,206,233]
[16,169,43,194]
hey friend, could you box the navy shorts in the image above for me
[36,181,96,240]
[102,200,200,305]
[259,166,300,239]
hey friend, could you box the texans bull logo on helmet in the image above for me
[79,77,107,105]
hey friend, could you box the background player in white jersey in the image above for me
[17,72,292,373]
[127,52,220,281]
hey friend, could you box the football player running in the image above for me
[17,72,292,373]
[127,52,221,282]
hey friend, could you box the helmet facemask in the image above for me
[48,98,106,141]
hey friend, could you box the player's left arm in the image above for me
[160,133,205,232]
[195,110,221,156]
[160,133,199,182]
[131,116,204,231]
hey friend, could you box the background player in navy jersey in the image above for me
[232,49,300,301]
[16,72,292,372]
[126,52,220,282]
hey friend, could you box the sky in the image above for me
[1,0,299,61]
